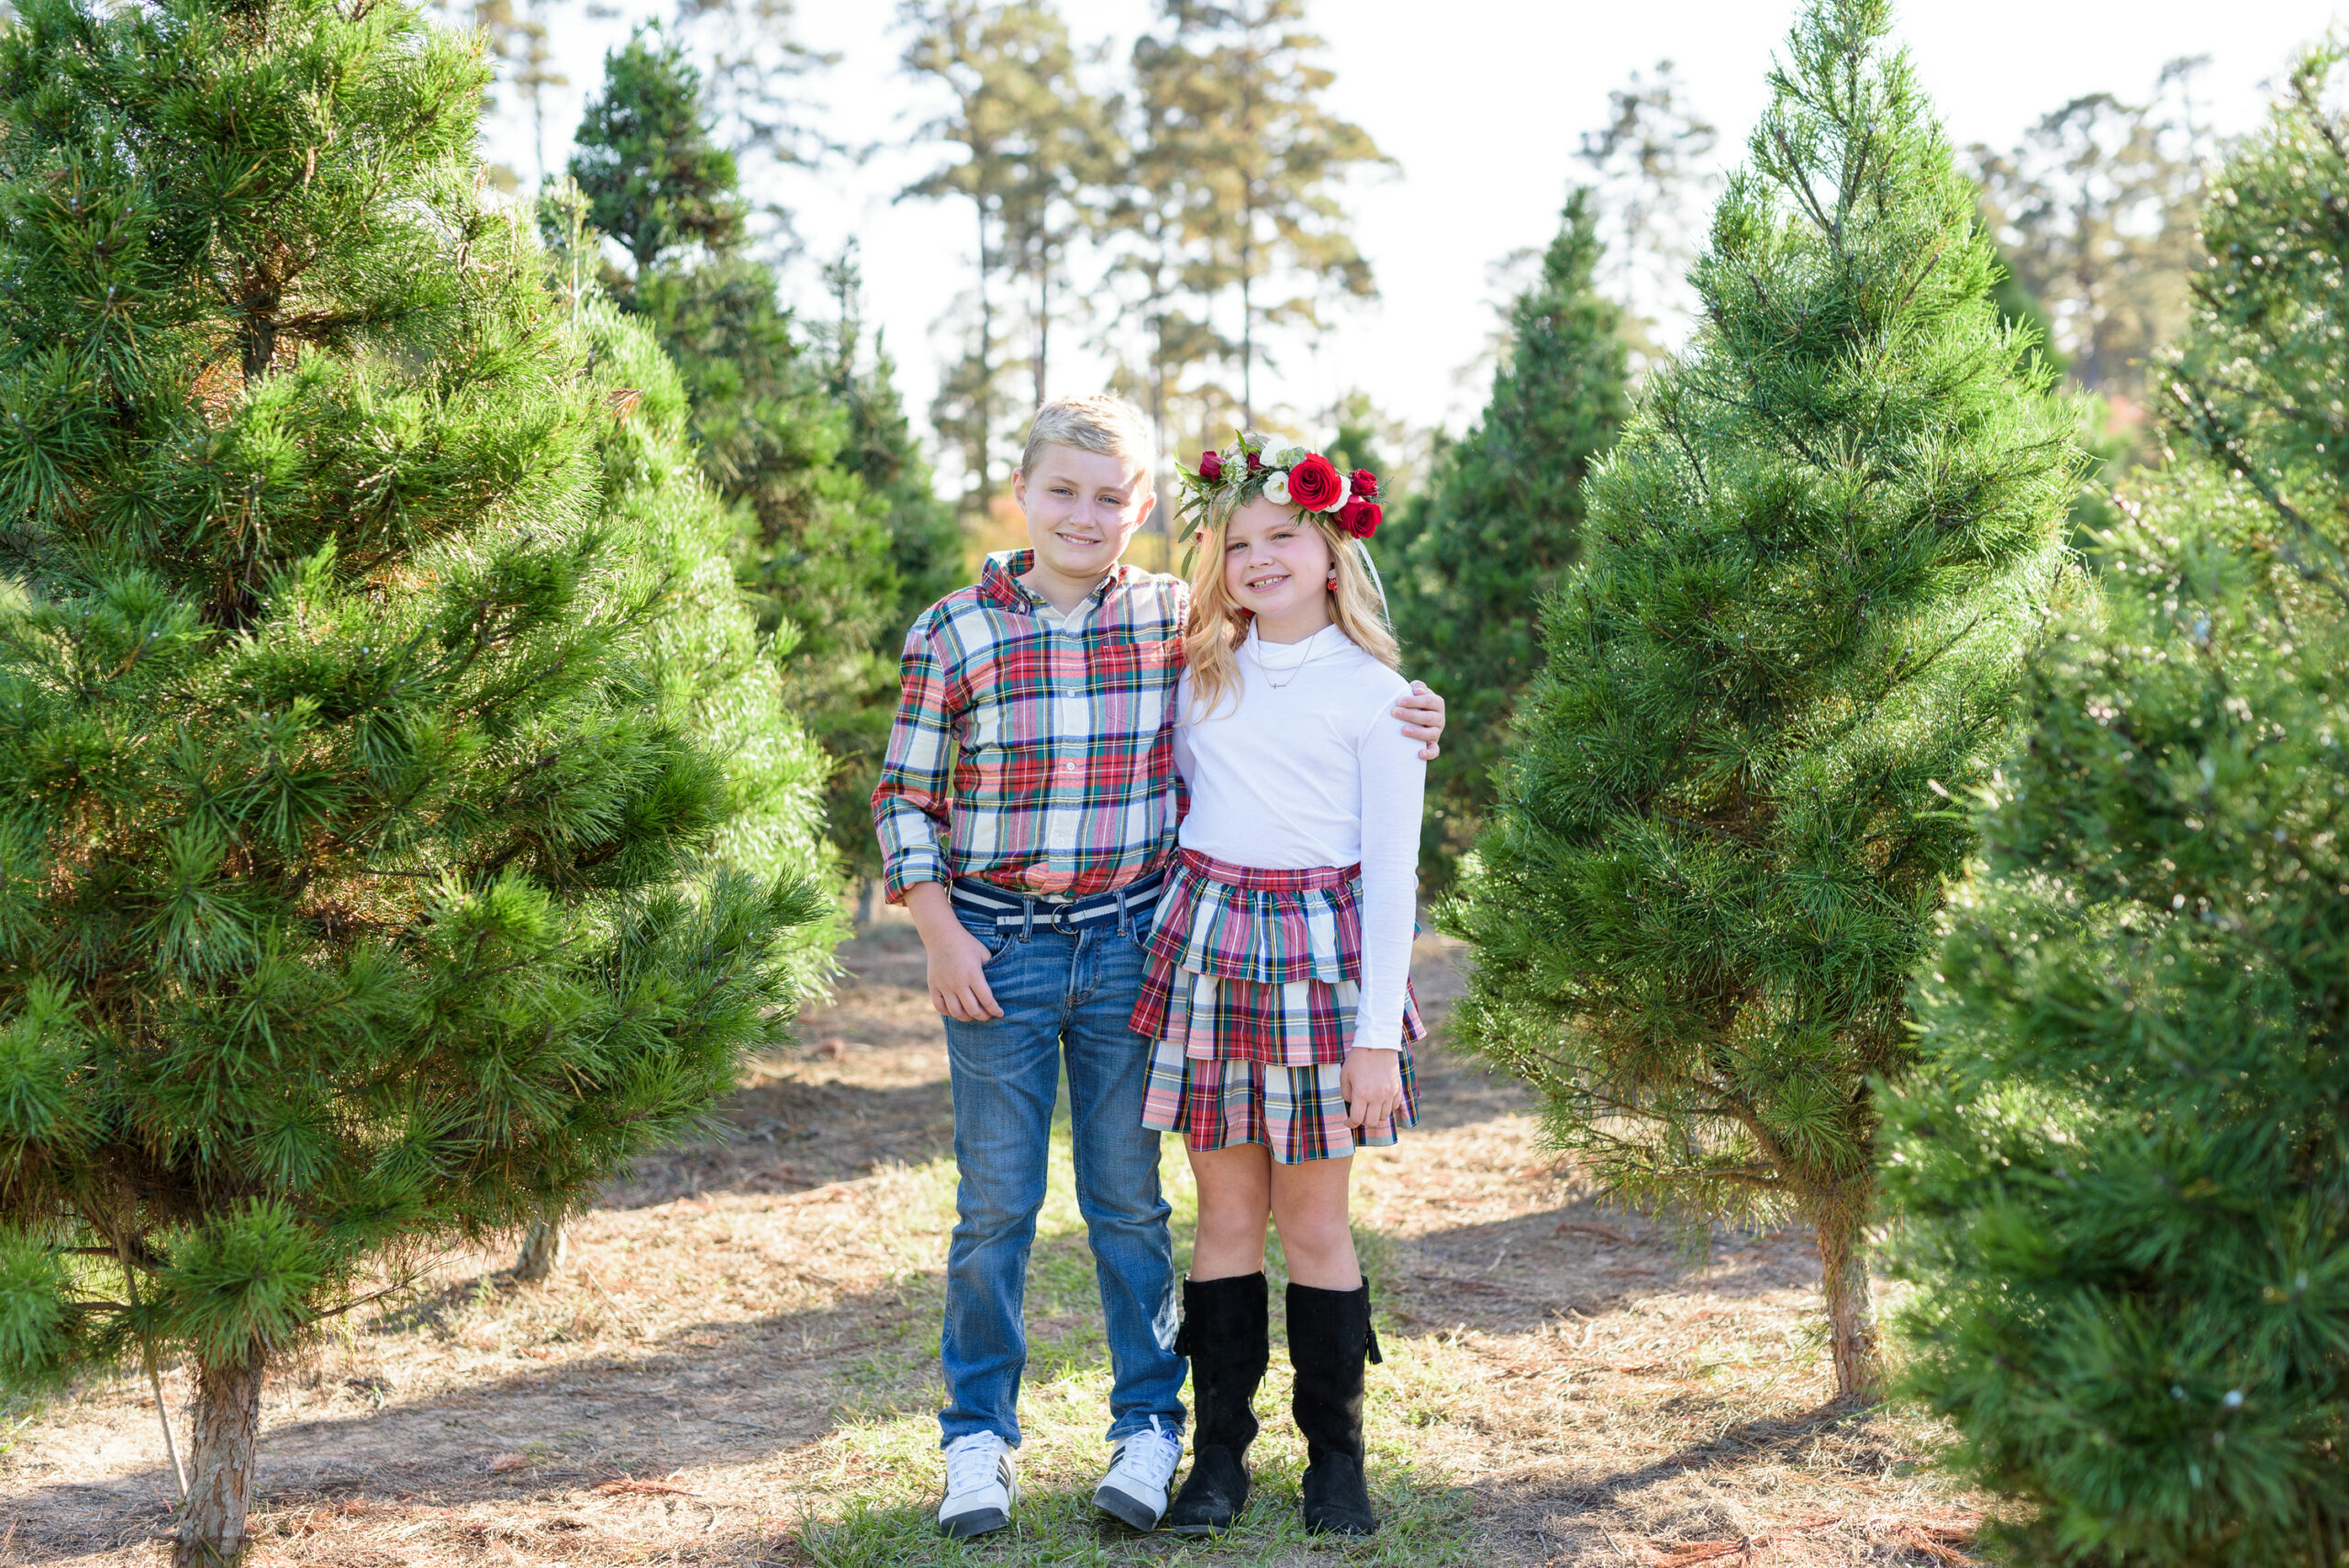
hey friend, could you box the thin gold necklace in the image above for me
[1255,629,1325,689]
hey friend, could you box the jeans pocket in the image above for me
[957,911,1015,967]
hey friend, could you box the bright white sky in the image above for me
[480,0,2342,475]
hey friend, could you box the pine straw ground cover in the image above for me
[4,917,1992,1567]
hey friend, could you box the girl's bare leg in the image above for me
[1187,1144,1273,1279]
[1269,1156,1358,1289]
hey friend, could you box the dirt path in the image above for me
[2,913,1987,1567]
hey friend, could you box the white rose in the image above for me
[1263,470,1292,505]
[1268,444,1309,470]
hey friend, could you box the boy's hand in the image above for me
[1394,680,1446,761]
[905,882,1006,1022]
[1341,1047,1405,1129]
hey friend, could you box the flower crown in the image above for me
[1173,430,1384,541]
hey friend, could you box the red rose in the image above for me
[1286,452,1343,511]
[1197,450,1223,481]
[1245,450,1264,472]
[1351,468,1378,500]
[1337,498,1384,539]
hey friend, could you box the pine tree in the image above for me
[1575,61,1719,374]
[1107,5,1239,504]
[0,0,821,1557]
[1154,0,1389,425]
[571,26,746,275]
[568,41,934,887]
[1884,45,2349,1562]
[1972,58,2214,406]
[1384,193,1630,891]
[899,0,1106,506]
[1447,0,2076,1400]
[813,250,963,895]
[626,261,896,679]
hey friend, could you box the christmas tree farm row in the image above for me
[1436,3,2349,1562]
[0,0,863,1562]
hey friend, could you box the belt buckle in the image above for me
[1048,900,1080,934]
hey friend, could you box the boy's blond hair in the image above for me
[1019,395,1156,492]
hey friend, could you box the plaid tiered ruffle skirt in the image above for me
[1133,850,1423,1163]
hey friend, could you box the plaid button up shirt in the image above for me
[873,550,1187,902]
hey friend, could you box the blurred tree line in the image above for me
[897,0,1391,527]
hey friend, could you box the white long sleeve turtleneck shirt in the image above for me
[1171,621,1427,1053]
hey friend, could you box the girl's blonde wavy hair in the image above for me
[1184,489,1399,723]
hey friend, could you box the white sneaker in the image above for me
[1093,1415,1185,1529]
[938,1431,1017,1539]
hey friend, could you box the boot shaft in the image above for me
[1286,1280,1382,1537]
[1174,1272,1269,1451]
[1286,1281,1380,1462]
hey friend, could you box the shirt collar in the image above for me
[978,549,1134,614]
[1245,620,1349,658]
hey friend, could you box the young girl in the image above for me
[1131,435,1425,1538]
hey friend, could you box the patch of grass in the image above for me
[0,1389,51,1458]
[803,1083,1472,1565]
[798,1462,1473,1568]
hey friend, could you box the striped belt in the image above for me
[950,869,1164,935]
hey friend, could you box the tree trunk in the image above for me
[974,204,993,503]
[1816,1191,1880,1403]
[1240,263,1253,428]
[514,1217,566,1283]
[1149,299,1168,539]
[1034,257,1049,409]
[174,1344,265,1567]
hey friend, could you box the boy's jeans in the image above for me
[937,896,1185,1448]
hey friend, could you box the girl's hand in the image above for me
[1341,1048,1404,1129]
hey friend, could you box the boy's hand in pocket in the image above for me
[905,883,1006,1021]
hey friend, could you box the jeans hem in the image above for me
[939,1419,1022,1449]
[1104,1410,1188,1443]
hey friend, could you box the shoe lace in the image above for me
[1113,1415,1183,1490]
[945,1433,1006,1496]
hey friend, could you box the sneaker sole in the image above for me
[1092,1484,1163,1531]
[938,1506,1012,1540]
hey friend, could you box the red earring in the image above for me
[1326,568,1339,590]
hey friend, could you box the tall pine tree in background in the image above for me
[1885,45,2349,1563]
[1160,0,1388,425]
[1575,61,1720,377]
[818,250,963,638]
[570,24,747,273]
[1383,192,1630,890]
[1970,60,2214,410]
[899,0,1106,510]
[1449,0,2076,1400]
[812,250,961,896]
[0,0,822,1557]
[1108,7,1239,507]
[568,36,955,891]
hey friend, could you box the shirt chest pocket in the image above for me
[1092,636,1182,681]
[1085,638,1180,740]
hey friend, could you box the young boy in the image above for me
[872,395,1443,1539]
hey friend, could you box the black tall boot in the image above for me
[1163,1273,1269,1535]
[1287,1280,1382,1536]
